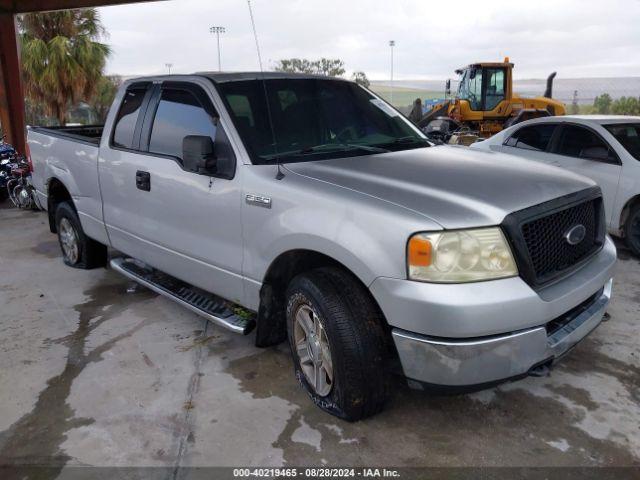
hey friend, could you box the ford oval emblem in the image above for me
[564,224,586,245]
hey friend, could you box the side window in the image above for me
[468,69,483,110]
[149,88,217,159]
[112,86,148,148]
[557,125,615,162]
[505,124,556,151]
[484,68,506,111]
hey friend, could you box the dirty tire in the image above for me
[624,205,640,257]
[286,267,389,421]
[55,201,107,269]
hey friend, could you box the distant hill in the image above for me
[371,77,640,105]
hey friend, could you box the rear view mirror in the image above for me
[182,135,217,174]
[445,79,451,96]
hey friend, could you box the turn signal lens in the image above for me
[408,236,432,267]
[407,228,518,283]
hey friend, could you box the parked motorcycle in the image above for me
[0,135,39,209]
[0,135,17,201]
[7,155,38,209]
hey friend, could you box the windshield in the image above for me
[604,123,640,160]
[215,78,429,164]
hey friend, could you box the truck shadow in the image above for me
[223,334,639,467]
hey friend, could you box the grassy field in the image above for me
[369,84,442,108]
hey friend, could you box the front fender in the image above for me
[240,164,441,308]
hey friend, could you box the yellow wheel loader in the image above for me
[418,58,566,144]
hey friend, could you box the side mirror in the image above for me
[445,79,451,96]
[182,135,217,174]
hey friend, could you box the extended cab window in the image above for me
[504,124,556,151]
[149,88,217,159]
[112,86,148,148]
[556,125,616,162]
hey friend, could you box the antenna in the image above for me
[246,0,282,178]
[246,0,264,72]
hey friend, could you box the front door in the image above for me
[99,80,244,303]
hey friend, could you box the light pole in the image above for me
[210,26,226,72]
[389,40,395,105]
[165,63,173,74]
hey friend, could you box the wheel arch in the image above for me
[46,177,73,233]
[618,193,640,235]
[254,248,389,348]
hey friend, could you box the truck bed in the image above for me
[28,125,107,245]
[29,125,104,146]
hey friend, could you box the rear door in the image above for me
[99,79,244,302]
[546,124,621,227]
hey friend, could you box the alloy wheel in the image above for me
[59,218,79,264]
[293,303,333,396]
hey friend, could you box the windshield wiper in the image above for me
[261,143,389,163]
[300,143,389,154]
[387,136,431,145]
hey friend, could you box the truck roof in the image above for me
[199,71,347,83]
[125,71,348,84]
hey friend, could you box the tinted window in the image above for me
[112,86,147,148]
[485,68,506,110]
[604,123,640,160]
[505,124,556,151]
[149,88,217,159]
[557,125,613,161]
[457,68,483,110]
[217,78,427,164]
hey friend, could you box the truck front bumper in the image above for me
[391,278,611,387]
[370,236,617,388]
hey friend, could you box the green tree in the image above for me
[351,71,370,88]
[91,75,121,122]
[314,58,345,77]
[593,93,612,114]
[275,58,346,77]
[274,58,315,74]
[19,9,111,125]
[611,96,640,115]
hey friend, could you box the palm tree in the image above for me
[19,9,111,125]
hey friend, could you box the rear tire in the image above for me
[624,205,640,257]
[55,201,107,269]
[285,267,390,421]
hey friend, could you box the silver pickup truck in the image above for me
[29,72,616,421]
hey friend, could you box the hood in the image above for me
[283,146,596,229]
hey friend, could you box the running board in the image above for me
[110,257,256,335]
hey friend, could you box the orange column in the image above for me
[0,13,26,155]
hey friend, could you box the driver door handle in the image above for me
[136,170,151,191]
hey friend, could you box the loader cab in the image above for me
[455,60,513,112]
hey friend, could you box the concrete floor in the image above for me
[0,203,639,473]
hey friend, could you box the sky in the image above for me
[98,0,640,80]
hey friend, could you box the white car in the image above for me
[471,115,640,255]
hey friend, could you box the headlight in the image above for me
[407,227,517,283]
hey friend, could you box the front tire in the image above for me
[286,267,390,421]
[55,202,107,269]
[624,205,640,257]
